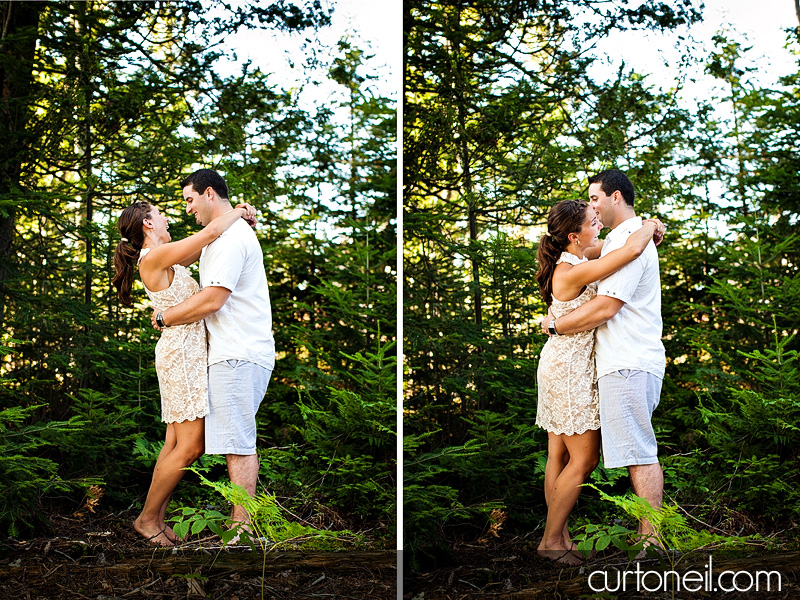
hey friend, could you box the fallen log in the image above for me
[409,551,800,599]
[0,547,397,600]
[0,548,397,579]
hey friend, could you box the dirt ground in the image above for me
[403,536,800,599]
[0,510,397,599]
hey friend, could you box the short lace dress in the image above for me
[536,252,600,436]
[139,248,209,423]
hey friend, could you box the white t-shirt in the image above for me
[595,216,665,379]
[199,218,275,370]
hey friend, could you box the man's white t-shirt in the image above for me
[199,218,275,370]
[595,216,665,379]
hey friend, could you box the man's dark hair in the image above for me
[181,169,229,200]
[588,169,634,207]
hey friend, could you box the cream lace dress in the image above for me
[139,248,209,423]
[536,252,600,436]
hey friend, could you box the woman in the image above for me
[534,199,659,564]
[112,200,254,546]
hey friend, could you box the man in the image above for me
[154,169,275,536]
[543,169,666,551]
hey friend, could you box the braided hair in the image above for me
[112,202,152,307]
[535,200,589,306]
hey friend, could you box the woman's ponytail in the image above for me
[535,200,588,305]
[111,202,151,307]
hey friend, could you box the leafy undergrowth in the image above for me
[404,522,799,600]
[0,504,397,599]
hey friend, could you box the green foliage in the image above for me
[589,462,630,490]
[0,404,92,535]
[664,213,800,519]
[132,437,163,467]
[294,338,396,521]
[53,390,145,491]
[687,331,800,518]
[171,505,237,546]
[576,485,760,562]
[0,1,395,541]
[403,3,800,570]
[403,431,503,568]
[169,469,362,551]
[575,522,645,560]
[455,408,545,527]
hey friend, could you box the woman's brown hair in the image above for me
[535,200,589,306]
[112,202,152,307]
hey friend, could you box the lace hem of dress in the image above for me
[165,411,208,424]
[542,422,601,436]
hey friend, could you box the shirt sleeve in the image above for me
[200,231,245,292]
[597,253,645,304]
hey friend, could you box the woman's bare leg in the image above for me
[540,434,578,548]
[537,429,600,564]
[154,425,178,541]
[159,492,176,541]
[133,418,204,546]
[543,434,568,508]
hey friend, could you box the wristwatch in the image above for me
[156,311,168,328]
[548,319,559,336]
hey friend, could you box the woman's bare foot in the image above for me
[162,524,182,543]
[133,517,174,547]
[537,542,584,566]
[562,531,577,551]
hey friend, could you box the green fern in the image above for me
[169,468,361,551]
[579,484,760,560]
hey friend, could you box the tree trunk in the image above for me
[76,1,94,309]
[0,1,42,327]
[453,59,482,331]
[450,3,485,412]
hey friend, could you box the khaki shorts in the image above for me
[598,369,662,469]
[205,360,272,455]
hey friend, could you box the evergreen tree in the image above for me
[404,0,702,432]
[0,0,398,537]
[403,0,704,564]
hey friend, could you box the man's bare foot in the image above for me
[225,522,272,546]
[634,546,666,560]
[634,535,665,560]
[133,517,174,547]
[225,521,252,545]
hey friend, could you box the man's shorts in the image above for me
[598,369,662,469]
[206,360,272,455]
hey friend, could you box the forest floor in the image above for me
[403,534,800,599]
[0,510,397,599]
